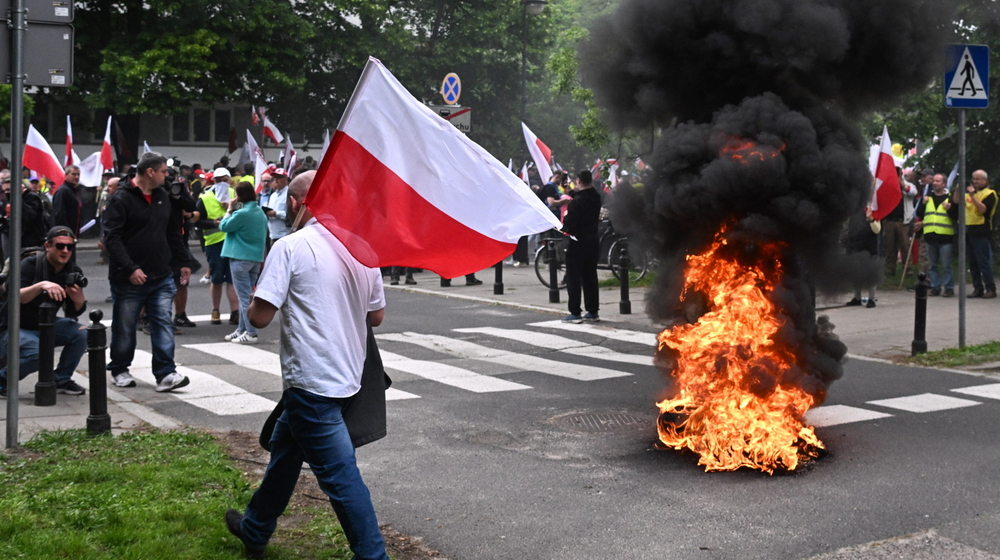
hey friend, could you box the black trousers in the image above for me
[565,239,600,316]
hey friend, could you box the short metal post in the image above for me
[493,261,503,295]
[86,310,111,435]
[34,300,58,406]
[912,272,929,356]
[548,234,560,303]
[619,240,632,315]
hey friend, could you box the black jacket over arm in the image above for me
[101,181,189,283]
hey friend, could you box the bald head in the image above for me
[288,170,315,203]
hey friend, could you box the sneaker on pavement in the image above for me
[199,275,211,285]
[229,310,240,325]
[155,372,190,393]
[174,313,197,328]
[465,278,483,286]
[211,309,222,324]
[404,278,418,285]
[944,289,955,297]
[112,372,137,388]
[845,298,863,306]
[224,330,244,341]
[232,332,259,345]
[562,314,584,324]
[57,380,87,395]
[866,299,877,308]
[984,290,997,299]
[582,312,600,323]
[928,288,941,296]
[225,509,266,560]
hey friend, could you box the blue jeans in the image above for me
[926,241,954,291]
[229,259,261,336]
[242,388,388,560]
[108,275,177,382]
[0,317,87,387]
[967,236,996,292]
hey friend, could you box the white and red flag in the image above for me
[100,116,114,172]
[251,105,260,126]
[64,116,81,166]
[521,122,553,184]
[869,126,902,221]
[262,115,283,145]
[519,161,529,184]
[307,57,560,279]
[282,134,297,175]
[24,124,65,187]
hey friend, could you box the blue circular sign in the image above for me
[441,73,461,105]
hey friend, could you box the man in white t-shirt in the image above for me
[225,170,389,560]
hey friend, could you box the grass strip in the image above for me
[0,429,354,560]
[598,270,656,288]
[910,340,1000,368]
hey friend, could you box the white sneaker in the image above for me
[232,332,259,345]
[111,372,137,388]
[155,372,190,393]
[199,275,211,284]
[224,330,244,341]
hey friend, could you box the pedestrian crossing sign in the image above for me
[945,44,990,109]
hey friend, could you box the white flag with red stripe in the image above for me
[282,134,297,175]
[869,126,902,221]
[262,115,284,145]
[100,116,114,172]
[520,161,529,184]
[307,57,560,278]
[24,124,65,187]
[64,116,81,166]
[521,122,552,184]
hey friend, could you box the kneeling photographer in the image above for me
[0,226,88,398]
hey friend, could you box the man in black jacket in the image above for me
[102,152,192,392]
[561,170,603,323]
[52,165,83,236]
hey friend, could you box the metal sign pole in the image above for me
[5,0,25,450]
[957,109,966,349]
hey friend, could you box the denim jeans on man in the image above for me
[926,241,954,291]
[967,236,996,292]
[241,388,388,560]
[108,275,177,381]
[0,317,87,388]
[229,259,260,336]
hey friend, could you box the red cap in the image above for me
[271,168,288,178]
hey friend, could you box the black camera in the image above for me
[169,181,185,197]
[64,271,88,288]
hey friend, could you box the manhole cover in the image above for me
[556,412,650,433]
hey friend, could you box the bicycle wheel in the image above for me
[535,244,567,289]
[609,239,648,282]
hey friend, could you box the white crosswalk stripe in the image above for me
[377,332,633,381]
[454,327,653,366]
[528,320,658,346]
[805,405,893,427]
[381,350,531,393]
[867,393,982,413]
[952,383,1000,401]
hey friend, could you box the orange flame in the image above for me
[720,139,784,164]
[656,232,823,474]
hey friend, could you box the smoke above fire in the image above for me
[579,0,957,470]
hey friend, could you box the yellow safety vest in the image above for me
[200,190,227,246]
[965,187,997,227]
[922,196,954,236]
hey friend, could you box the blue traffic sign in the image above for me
[441,73,461,105]
[945,44,989,109]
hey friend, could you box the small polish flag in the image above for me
[282,134,297,175]
[869,126,902,221]
[143,140,152,154]
[24,124,65,187]
[307,57,560,279]
[520,161,529,184]
[251,105,260,127]
[100,116,114,172]
[262,115,284,145]
[521,122,552,184]
[64,116,81,166]
[77,151,104,187]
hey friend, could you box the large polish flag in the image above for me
[64,116,81,166]
[24,124,65,187]
[100,116,114,172]
[869,126,902,221]
[307,57,560,279]
[522,122,553,184]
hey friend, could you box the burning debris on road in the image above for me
[580,0,956,473]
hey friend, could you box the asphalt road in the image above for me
[71,247,1000,560]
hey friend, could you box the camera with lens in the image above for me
[64,271,88,288]
[169,181,185,197]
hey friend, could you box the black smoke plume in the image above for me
[580,0,956,404]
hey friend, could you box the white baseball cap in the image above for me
[213,167,231,178]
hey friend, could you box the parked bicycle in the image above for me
[598,220,649,282]
[534,232,567,289]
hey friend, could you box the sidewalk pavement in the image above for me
[5,256,999,445]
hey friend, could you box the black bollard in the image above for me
[34,299,59,406]
[494,261,503,295]
[912,272,929,356]
[548,235,560,303]
[86,310,111,435]
[619,239,632,315]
